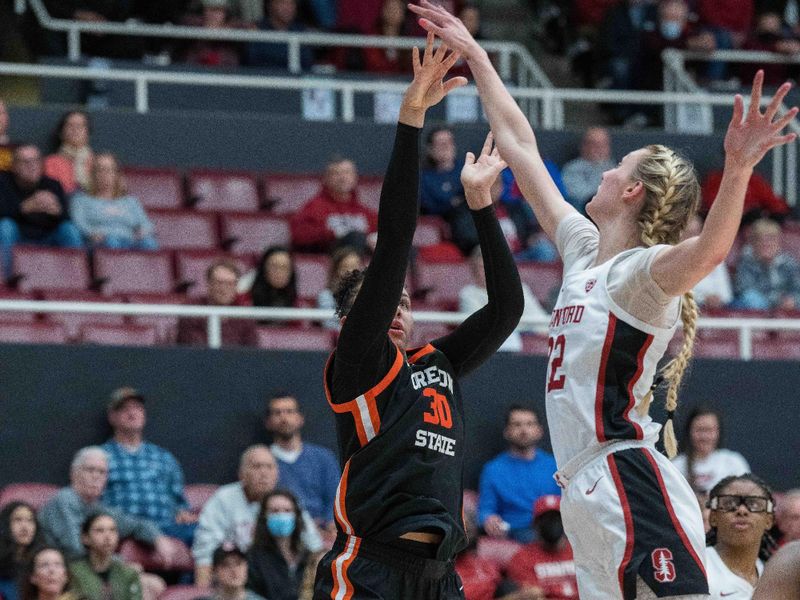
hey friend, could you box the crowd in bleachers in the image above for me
[1,388,797,600]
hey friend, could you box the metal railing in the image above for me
[0,299,799,360]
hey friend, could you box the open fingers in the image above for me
[748,70,764,117]
[423,31,435,63]
[730,94,744,127]
[412,45,421,75]
[438,48,461,73]
[765,81,793,121]
[442,76,468,95]
[767,132,798,152]
[464,151,476,166]
[480,132,494,157]
[772,106,799,132]
[408,2,441,23]
[433,38,449,63]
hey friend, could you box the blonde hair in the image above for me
[88,152,127,198]
[633,144,700,458]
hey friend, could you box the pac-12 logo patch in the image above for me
[651,548,676,583]
[585,278,596,293]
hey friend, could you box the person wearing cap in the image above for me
[197,544,266,600]
[101,387,197,548]
[506,495,578,600]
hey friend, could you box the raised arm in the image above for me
[651,71,798,296]
[334,34,467,377]
[408,0,576,241]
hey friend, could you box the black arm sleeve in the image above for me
[331,123,420,400]
[432,205,524,377]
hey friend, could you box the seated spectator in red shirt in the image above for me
[701,168,791,224]
[363,0,411,74]
[0,98,16,172]
[289,157,377,253]
[181,0,242,68]
[177,259,257,347]
[247,246,298,310]
[697,0,755,48]
[506,496,578,600]
[44,110,94,195]
[741,12,800,85]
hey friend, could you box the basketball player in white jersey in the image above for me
[407,3,798,598]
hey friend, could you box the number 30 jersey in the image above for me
[545,247,679,469]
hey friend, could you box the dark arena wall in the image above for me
[2,344,798,491]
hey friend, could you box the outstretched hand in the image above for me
[461,132,507,210]
[400,31,467,124]
[408,0,482,61]
[724,70,798,171]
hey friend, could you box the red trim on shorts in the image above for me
[595,314,618,442]
[608,453,635,597]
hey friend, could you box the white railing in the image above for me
[18,0,548,87]
[1,299,799,360]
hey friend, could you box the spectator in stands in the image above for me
[459,246,548,352]
[248,246,297,309]
[702,168,791,224]
[560,127,615,212]
[192,445,322,587]
[246,490,320,600]
[244,0,314,70]
[363,0,411,74]
[734,218,800,310]
[0,98,15,172]
[38,447,179,565]
[198,544,266,600]
[317,246,362,329]
[177,260,258,347]
[672,407,750,494]
[336,0,383,33]
[44,111,93,195]
[698,0,755,50]
[775,489,800,544]
[67,513,141,600]
[478,406,560,543]
[506,496,579,600]
[289,156,377,254]
[742,11,800,85]
[682,215,733,309]
[182,0,242,68]
[19,547,72,600]
[705,474,776,598]
[420,127,479,255]
[102,387,197,546]
[69,153,158,250]
[0,145,83,280]
[0,502,45,600]
[264,393,339,528]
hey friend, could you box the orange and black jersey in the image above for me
[325,122,523,561]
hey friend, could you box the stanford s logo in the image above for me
[651,548,676,583]
[585,278,596,293]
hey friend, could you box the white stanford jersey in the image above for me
[706,546,762,599]
[546,247,679,468]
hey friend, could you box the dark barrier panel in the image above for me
[1,343,798,491]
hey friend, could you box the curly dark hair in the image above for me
[0,502,45,581]
[706,473,777,561]
[333,268,365,318]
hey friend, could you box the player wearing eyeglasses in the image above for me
[705,474,777,599]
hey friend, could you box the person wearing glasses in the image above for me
[705,474,777,599]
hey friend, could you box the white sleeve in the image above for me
[671,454,688,479]
[192,493,227,566]
[554,213,599,275]
[731,451,751,475]
[518,284,548,332]
[300,510,324,552]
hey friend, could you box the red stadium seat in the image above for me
[294,254,330,301]
[0,321,68,344]
[41,291,126,341]
[175,251,253,299]
[220,213,290,254]
[752,338,800,360]
[159,586,210,600]
[127,293,187,344]
[517,262,563,305]
[413,216,444,248]
[11,247,90,293]
[692,337,740,359]
[255,326,334,351]
[94,250,175,296]
[414,260,473,309]
[149,209,220,250]
[357,176,383,213]
[0,483,60,510]
[122,167,184,209]
[264,174,320,215]
[477,538,523,568]
[119,539,193,572]
[79,323,159,347]
[187,170,261,213]
[184,484,219,514]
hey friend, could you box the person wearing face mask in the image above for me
[505,496,578,600]
[246,491,320,600]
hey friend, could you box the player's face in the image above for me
[504,410,543,450]
[689,413,720,457]
[389,290,414,349]
[266,397,304,438]
[709,480,773,549]
[586,148,648,221]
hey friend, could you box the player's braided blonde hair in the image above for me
[633,145,700,458]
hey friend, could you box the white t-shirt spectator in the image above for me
[672,449,751,493]
[706,546,762,599]
[693,263,733,307]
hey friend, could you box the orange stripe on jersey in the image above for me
[334,460,354,535]
[330,535,361,600]
[595,314,617,443]
[408,343,435,364]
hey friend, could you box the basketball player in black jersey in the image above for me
[312,34,525,600]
